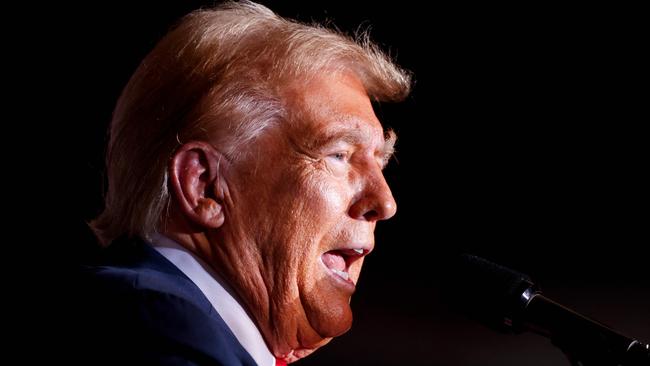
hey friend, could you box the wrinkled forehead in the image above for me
[281,72,386,148]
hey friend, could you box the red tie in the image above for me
[275,358,287,366]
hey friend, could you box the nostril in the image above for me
[349,197,397,221]
[348,178,397,221]
[367,202,396,221]
[363,209,380,221]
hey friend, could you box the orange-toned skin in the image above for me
[164,72,397,363]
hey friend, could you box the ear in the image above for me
[168,141,229,229]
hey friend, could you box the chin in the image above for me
[320,308,353,337]
[304,291,355,338]
[303,264,358,336]
[273,294,353,363]
[273,260,359,362]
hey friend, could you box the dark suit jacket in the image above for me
[69,237,258,366]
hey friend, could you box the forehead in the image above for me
[283,72,385,146]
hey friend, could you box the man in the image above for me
[77,1,410,364]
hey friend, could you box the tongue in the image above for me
[322,251,346,272]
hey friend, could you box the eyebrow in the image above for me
[382,130,397,162]
[313,129,367,147]
[311,126,397,165]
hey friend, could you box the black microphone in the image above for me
[448,254,649,366]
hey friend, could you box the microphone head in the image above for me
[446,253,538,332]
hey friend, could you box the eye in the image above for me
[330,152,348,161]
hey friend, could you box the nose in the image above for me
[348,167,397,222]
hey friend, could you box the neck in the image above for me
[160,216,325,362]
[161,217,279,350]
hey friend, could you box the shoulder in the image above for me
[79,237,213,311]
[68,238,256,366]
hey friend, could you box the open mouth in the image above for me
[321,248,368,284]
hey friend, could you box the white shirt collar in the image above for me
[149,233,275,366]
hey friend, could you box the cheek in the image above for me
[265,169,354,271]
[282,180,348,259]
[307,174,351,219]
[275,170,350,229]
[294,177,357,335]
[260,174,347,261]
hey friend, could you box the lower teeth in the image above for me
[332,269,349,281]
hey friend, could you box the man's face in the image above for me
[218,72,396,359]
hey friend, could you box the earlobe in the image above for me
[196,197,225,228]
[168,141,229,229]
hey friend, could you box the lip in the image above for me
[334,243,374,255]
[330,243,375,258]
[320,257,357,292]
[319,243,373,291]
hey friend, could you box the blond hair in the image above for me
[90,1,411,246]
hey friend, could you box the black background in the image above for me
[28,1,648,365]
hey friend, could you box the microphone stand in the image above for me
[522,293,650,366]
